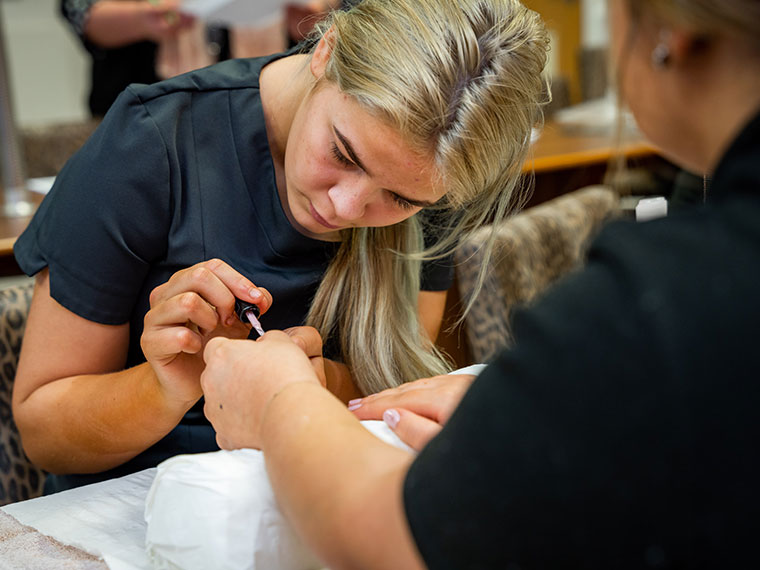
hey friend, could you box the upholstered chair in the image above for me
[455,185,620,364]
[0,281,44,506]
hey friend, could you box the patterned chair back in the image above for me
[455,185,620,363]
[0,281,45,505]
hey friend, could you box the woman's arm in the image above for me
[418,290,447,342]
[12,260,270,474]
[201,333,427,570]
[12,270,186,473]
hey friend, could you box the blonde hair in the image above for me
[306,0,549,395]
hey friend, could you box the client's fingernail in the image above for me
[348,402,362,411]
[383,409,400,429]
[348,398,362,406]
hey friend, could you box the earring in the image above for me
[651,35,671,68]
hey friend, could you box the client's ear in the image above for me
[668,27,706,65]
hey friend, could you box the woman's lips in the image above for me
[310,203,340,230]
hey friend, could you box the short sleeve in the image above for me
[419,255,454,291]
[419,210,456,291]
[14,87,171,324]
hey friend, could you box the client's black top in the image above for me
[405,110,760,568]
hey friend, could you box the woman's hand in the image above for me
[201,331,322,450]
[282,326,327,388]
[141,258,272,409]
[349,374,477,450]
[283,326,363,404]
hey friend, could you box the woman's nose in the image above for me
[328,182,373,221]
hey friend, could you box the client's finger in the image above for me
[382,408,441,452]
[351,390,444,422]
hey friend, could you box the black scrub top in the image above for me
[15,51,453,491]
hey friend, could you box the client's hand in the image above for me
[201,332,321,450]
[349,374,476,451]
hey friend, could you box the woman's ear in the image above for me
[310,27,336,79]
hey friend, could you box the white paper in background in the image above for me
[635,196,668,222]
[181,0,308,26]
[26,176,56,194]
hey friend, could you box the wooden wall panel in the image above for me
[523,0,582,105]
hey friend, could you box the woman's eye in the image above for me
[331,143,354,167]
[390,192,415,211]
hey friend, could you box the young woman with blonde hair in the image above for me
[12,0,549,493]
[201,0,760,567]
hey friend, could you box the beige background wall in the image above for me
[1,0,89,127]
[0,0,608,128]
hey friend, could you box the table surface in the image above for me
[2,468,156,569]
[0,122,657,261]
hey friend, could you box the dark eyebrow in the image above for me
[334,127,370,174]
[333,126,437,208]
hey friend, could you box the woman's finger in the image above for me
[141,322,203,361]
[144,290,220,333]
[202,258,272,314]
[149,259,270,326]
[283,326,323,358]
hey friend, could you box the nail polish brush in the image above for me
[234,298,266,340]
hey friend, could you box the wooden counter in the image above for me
[525,120,657,174]
[0,191,43,275]
[523,120,665,207]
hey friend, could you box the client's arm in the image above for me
[201,333,427,570]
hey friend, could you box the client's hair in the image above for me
[306,0,550,395]
[630,0,760,48]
